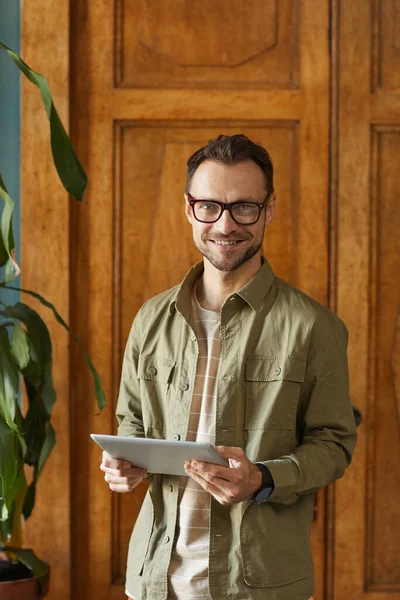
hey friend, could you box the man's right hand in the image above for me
[100,450,148,493]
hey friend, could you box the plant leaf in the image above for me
[22,481,36,521]
[4,547,50,593]
[2,287,106,411]
[37,423,56,478]
[0,304,56,415]
[0,174,20,281]
[0,416,18,519]
[0,303,51,370]
[11,321,30,370]
[0,43,87,200]
[0,305,57,490]
[0,467,26,543]
[22,391,48,468]
[22,422,55,519]
[0,328,18,428]
[21,335,42,387]
[13,404,27,458]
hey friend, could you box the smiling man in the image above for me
[101,134,357,600]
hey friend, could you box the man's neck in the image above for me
[196,254,263,312]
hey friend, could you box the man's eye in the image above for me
[200,203,218,211]
[236,203,255,212]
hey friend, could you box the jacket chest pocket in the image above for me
[138,355,175,430]
[245,357,306,430]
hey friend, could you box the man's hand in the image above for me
[100,450,147,493]
[184,446,262,505]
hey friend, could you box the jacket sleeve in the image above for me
[262,319,357,505]
[115,312,145,438]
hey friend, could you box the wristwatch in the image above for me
[252,463,275,503]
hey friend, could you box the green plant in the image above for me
[0,43,106,593]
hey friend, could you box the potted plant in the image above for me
[0,43,105,598]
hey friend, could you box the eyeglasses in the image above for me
[187,193,272,225]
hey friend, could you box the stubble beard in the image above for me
[195,237,264,272]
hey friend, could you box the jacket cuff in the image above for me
[261,457,300,504]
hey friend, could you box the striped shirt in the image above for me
[167,284,220,599]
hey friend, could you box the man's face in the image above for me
[185,160,275,272]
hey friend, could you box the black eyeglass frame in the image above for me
[187,192,273,225]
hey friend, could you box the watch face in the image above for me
[254,486,272,503]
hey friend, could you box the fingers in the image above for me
[102,450,131,471]
[100,450,147,493]
[188,460,243,484]
[184,463,238,505]
[184,447,257,505]
[104,471,145,493]
[100,451,147,477]
[101,463,147,478]
[215,446,246,460]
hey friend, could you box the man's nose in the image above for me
[213,208,238,234]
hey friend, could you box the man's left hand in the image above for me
[184,446,262,505]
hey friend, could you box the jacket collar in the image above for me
[236,256,275,311]
[169,256,275,316]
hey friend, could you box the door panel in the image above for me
[334,1,400,599]
[117,0,299,88]
[368,128,400,588]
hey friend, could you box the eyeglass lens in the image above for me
[194,201,260,224]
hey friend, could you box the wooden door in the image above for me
[20,1,379,599]
[67,2,330,598]
[333,1,400,599]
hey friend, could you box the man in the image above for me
[101,134,357,600]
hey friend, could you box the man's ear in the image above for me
[184,193,192,223]
[265,194,276,226]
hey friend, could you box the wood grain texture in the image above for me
[116,0,299,89]
[21,1,400,598]
[366,127,400,590]
[110,89,304,120]
[18,0,375,598]
[326,2,340,598]
[69,1,331,598]
[335,1,400,599]
[20,1,71,599]
[298,5,330,596]
[372,0,400,91]
[70,0,117,597]
[335,1,371,598]
[137,0,278,67]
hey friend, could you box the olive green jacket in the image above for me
[116,258,357,600]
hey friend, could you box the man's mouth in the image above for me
[209,239,244,246]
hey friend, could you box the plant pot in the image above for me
[0,575,42,599]
[0,559,49,599]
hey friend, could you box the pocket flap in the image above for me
[138,355,175,383]
[246,357,306,383]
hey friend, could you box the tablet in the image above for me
[91,434,228,476]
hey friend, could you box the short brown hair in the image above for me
[186,134,274,195]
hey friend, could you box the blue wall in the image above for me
[0,0,20,307]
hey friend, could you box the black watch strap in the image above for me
[252,463,275,503]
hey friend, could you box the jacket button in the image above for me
[148,366,157,375]
[274,366,281,376]
[164,536,170,544]
[180,383,189,391]
[172,433,181,441]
